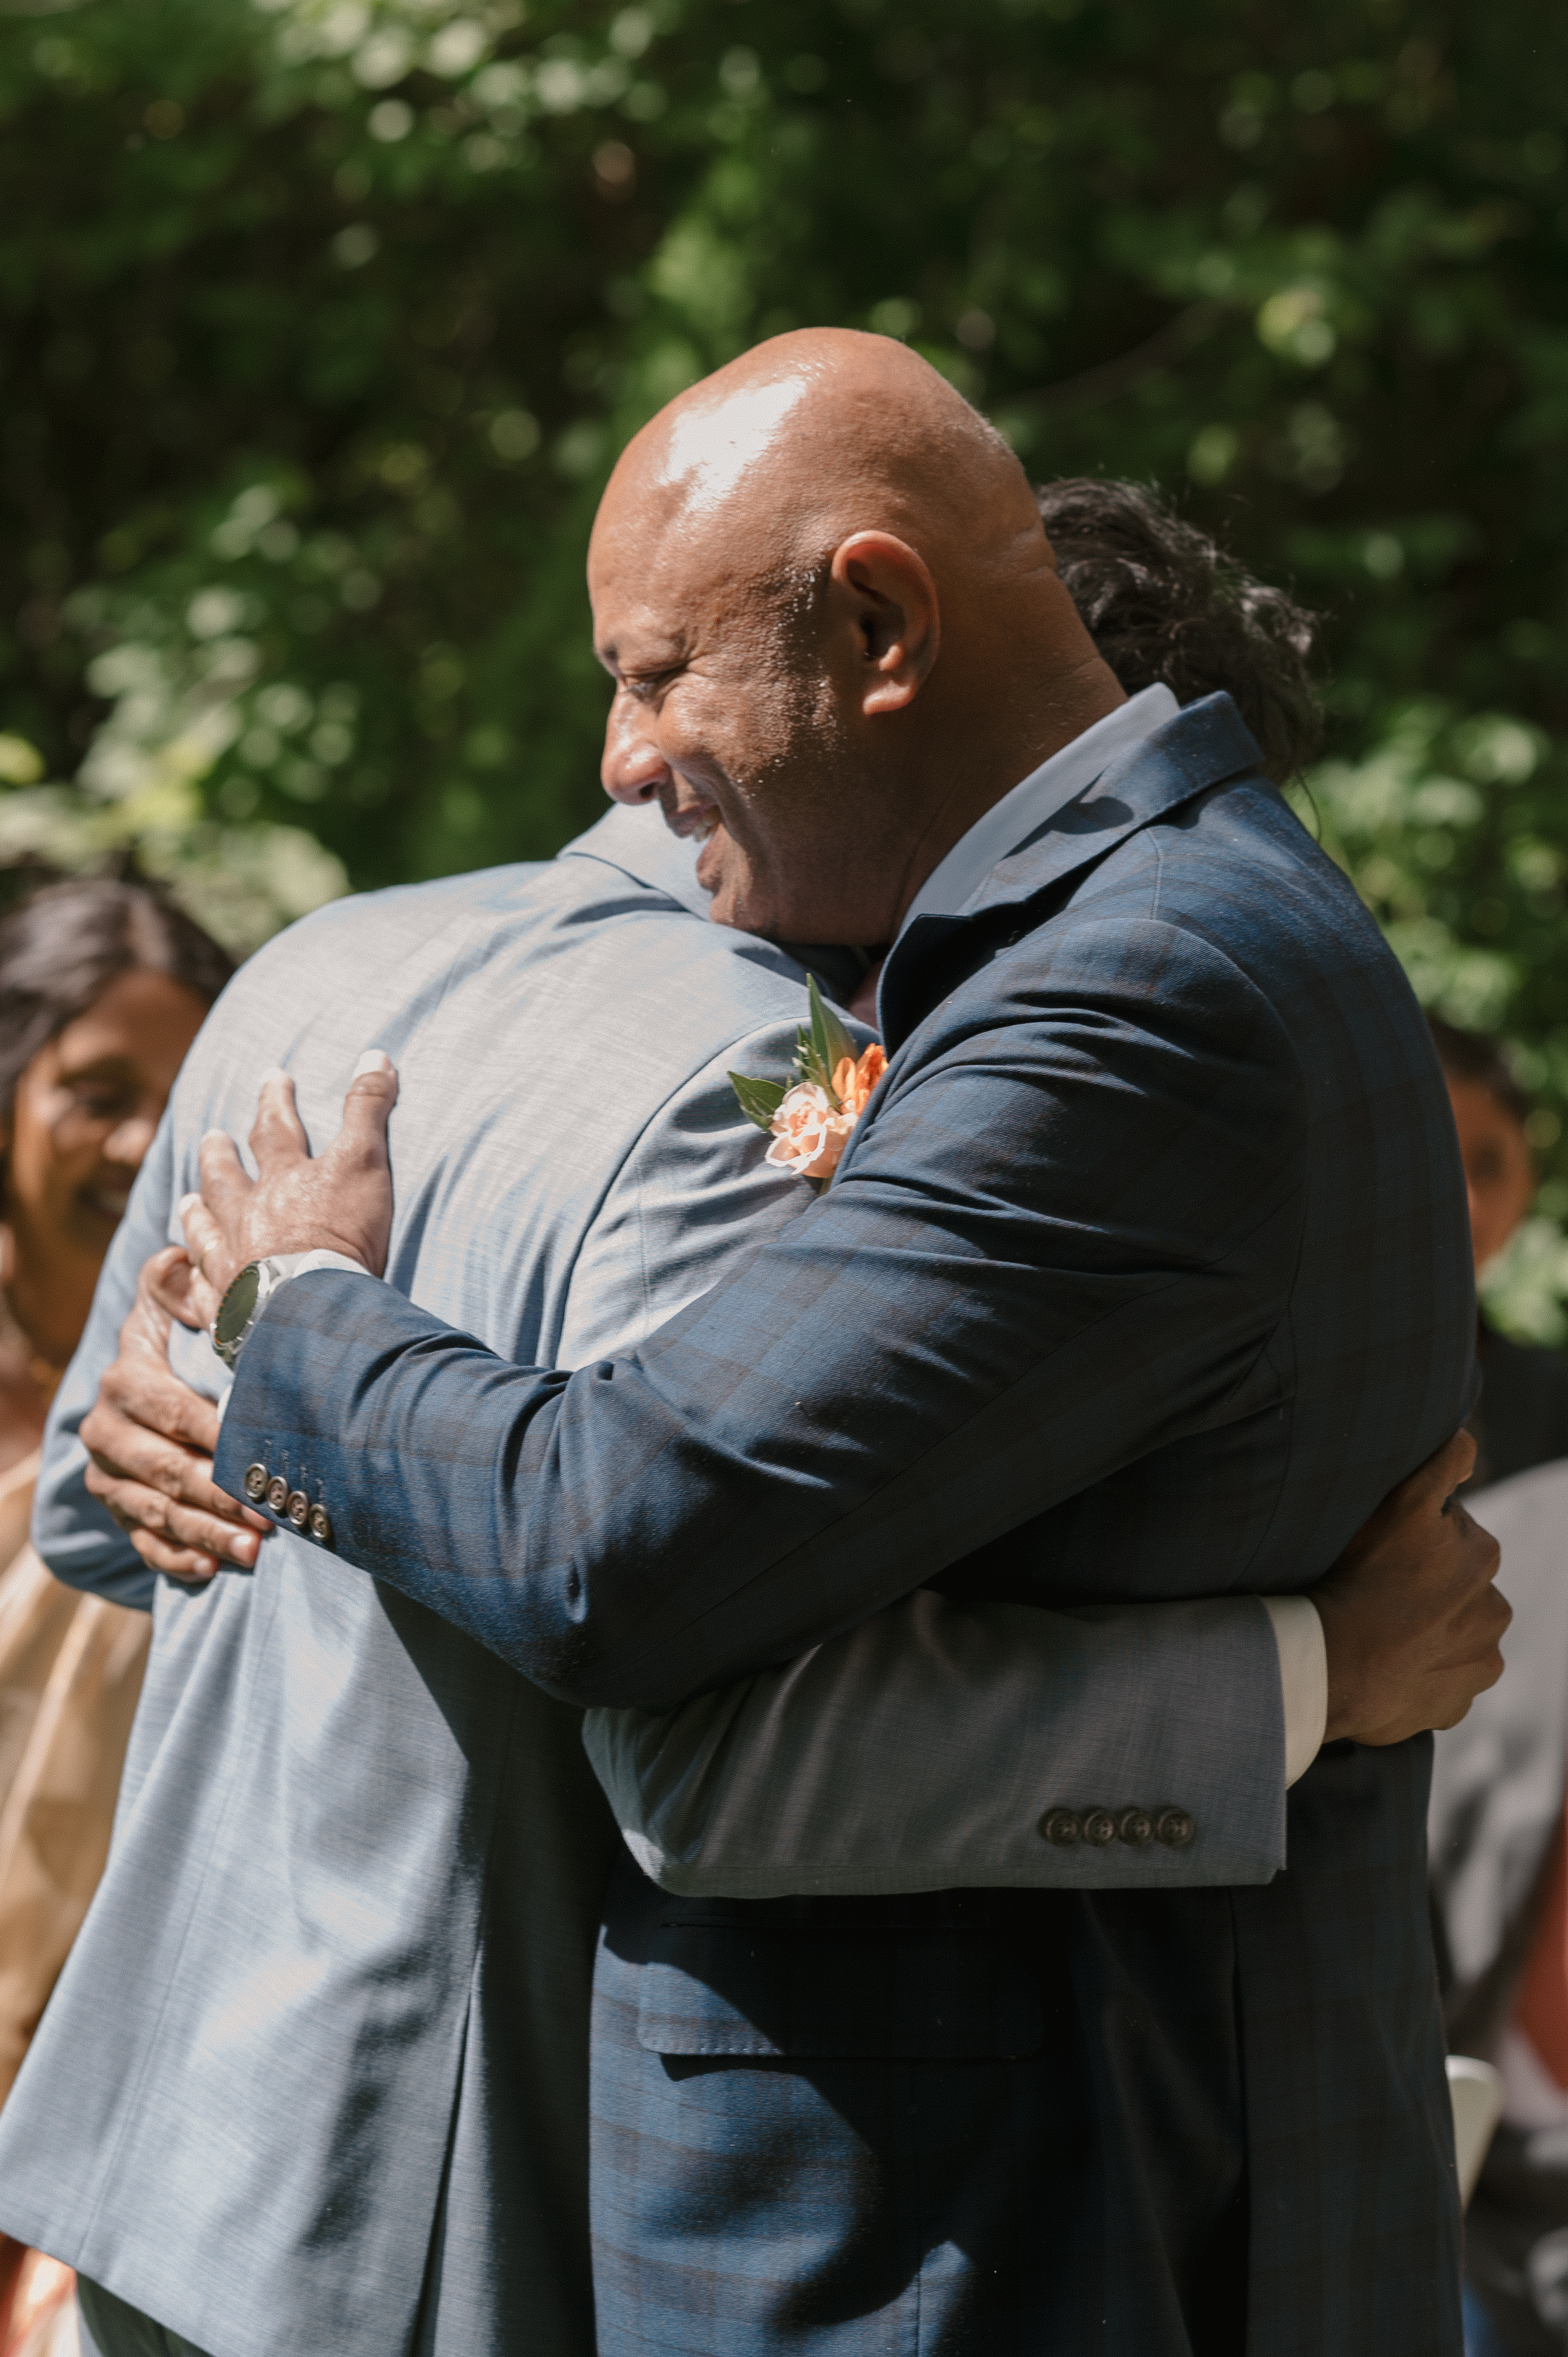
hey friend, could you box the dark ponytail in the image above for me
[1037,478,1323,786]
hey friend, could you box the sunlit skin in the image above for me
[1447,1077,1537,1273]
[2,970,210,1370]
[590,327,1128,946]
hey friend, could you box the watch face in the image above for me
[215,1263,260,1354]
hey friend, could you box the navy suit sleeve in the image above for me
[217,917,1306,1706]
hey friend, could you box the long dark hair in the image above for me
[1037,478,1323,786]
[0,879,234,1132]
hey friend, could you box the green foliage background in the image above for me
[4,0,1568,1321]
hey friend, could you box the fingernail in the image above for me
[177,1193,200,1218]
[259,1065,289,1086]
[353,1048,392,1078]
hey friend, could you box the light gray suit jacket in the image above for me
[1430,1457,1568,2039]
[0,806,1286,2357]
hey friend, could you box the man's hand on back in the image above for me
[180,1051,399,1299]
[81,1248,270,1583]
[1312,1429,1508,1747]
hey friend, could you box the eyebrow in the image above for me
[56,1051,141,1080]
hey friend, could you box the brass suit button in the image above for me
[1040,1808,1080,1847]
[265,1475,289,1515]
[285,1490,310,1531]
[308,1504,334,1547]
[1081,1807,1117,1847]
[1155,1808,1195,1849]
[242,1464,268,1503]
[1118,1808,1153,1848]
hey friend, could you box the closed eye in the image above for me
[621,667,682,705]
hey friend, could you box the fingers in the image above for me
[179,1192,238,1305]
[90,1338,226,1461]
[87,1460,262,1577]
[1432,1425,1478,1509]
[81,1379,259,1519]
[1383,1425,1477,1523]
[196,1130,254,1241]
[142,1244,205,1333]
[332,1050,399,1171]
[1446,1494,1501,1590]
[248,1067,311,1170]
[1333,1426,1482,1573]
[129,1527,222,1584]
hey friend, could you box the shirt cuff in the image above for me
[1262,1594,1328,1787]
[267,1248,373,1286]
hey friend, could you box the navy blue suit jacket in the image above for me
[219,696,1475,2355]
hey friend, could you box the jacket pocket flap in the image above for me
[635,1925,1043,2058]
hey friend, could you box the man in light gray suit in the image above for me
[1431,1457,1568,2352]
[0,778,1472,2357]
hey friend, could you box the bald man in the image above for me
[41,340,1492,2355]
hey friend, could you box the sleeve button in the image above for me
[1081,1807,1117,1847]
[265,1475,289,1514]
[1117,1808,1153,1847]
[1040,1808,1081,1847]
[1155,1807,1195,1849]
[242,1463,269,1502]
[308,1504,334,1547]
[284,1490,310,1532]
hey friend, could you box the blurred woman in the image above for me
[0,879,231,2356]
[1428,1016,1568,1487]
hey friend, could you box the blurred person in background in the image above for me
[1430,1019,1568,1487]
[0,881,231,2357]
[1425,1019,1568,2356]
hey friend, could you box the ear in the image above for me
[828,532,941,717]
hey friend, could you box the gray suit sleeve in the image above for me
[582,1589,1286,1895]
[565,1029,1287,1893]
[31,1108,183,1609]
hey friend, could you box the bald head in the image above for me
[590,329,1123,944]
[596,328,1041,603]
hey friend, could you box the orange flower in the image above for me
[831,1043,887,1119]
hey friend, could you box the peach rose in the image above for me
[831,1043,888,1119]
[766,1083,856,1181]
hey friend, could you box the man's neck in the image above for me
[888,658,1126,935]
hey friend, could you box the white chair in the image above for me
[1448,2054,1504,2208]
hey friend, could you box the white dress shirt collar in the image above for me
[897,683,1180,935]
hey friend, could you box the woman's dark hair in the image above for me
[0,878,234,1129]
[1428,1014,1534,1132]
[1036,478,1324,786]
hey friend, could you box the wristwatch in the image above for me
[209,1247,373,1371]
[210,1259,284,1371]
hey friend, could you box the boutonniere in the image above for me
[730,975,887,1184]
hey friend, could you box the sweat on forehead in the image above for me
[596,328,1030,575]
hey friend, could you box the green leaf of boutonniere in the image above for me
[729,1071,787,1132]
[795,973,856,1103]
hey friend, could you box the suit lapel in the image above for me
[880,693,1267,1053]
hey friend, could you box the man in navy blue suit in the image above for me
[92,335,1502,2352]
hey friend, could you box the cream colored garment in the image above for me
[0,1455,150,2109]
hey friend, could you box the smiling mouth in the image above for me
[662,801,720,844]
[83,1187,132,1221]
